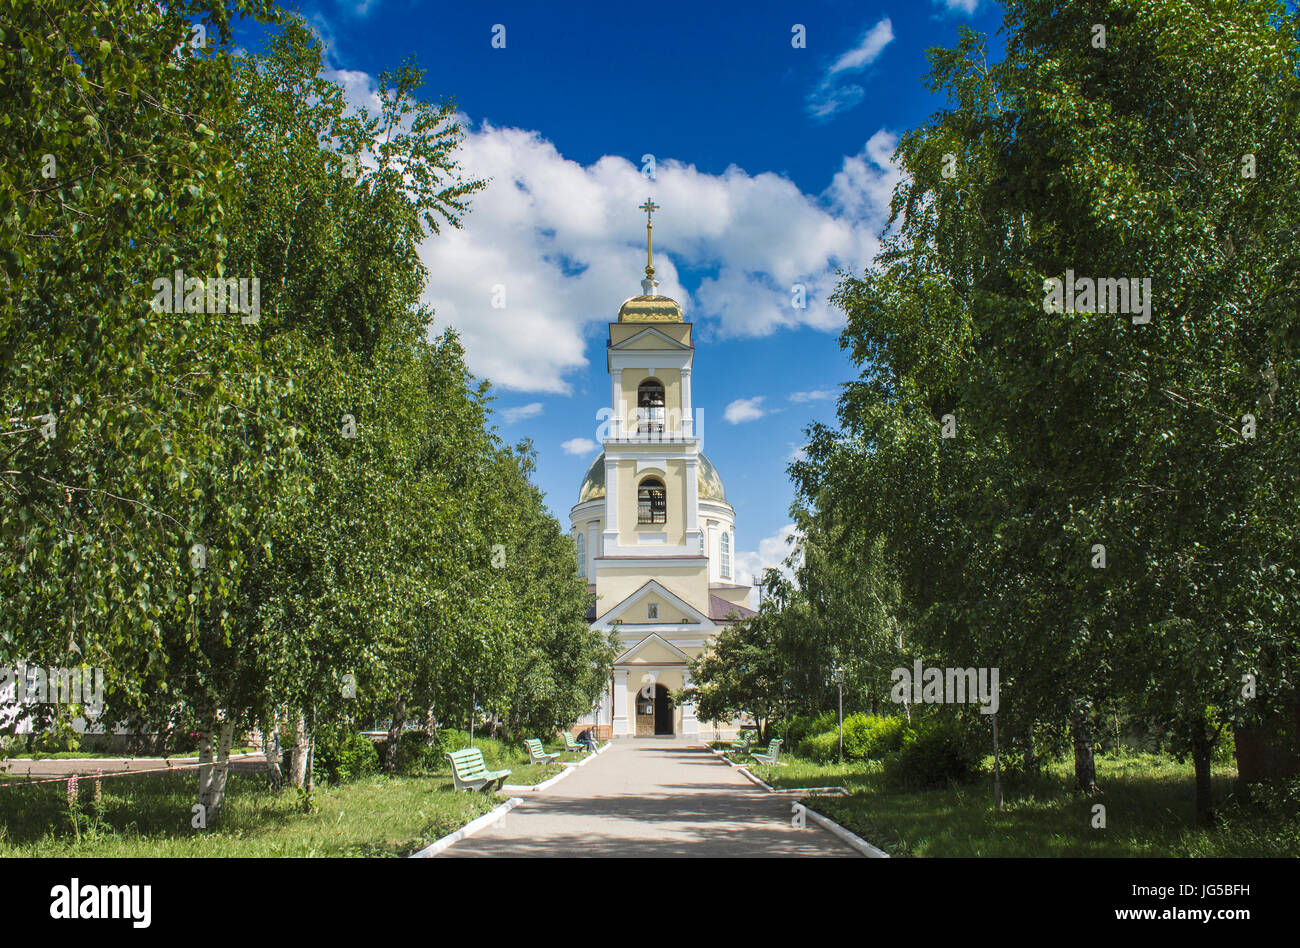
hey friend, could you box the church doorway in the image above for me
[653,684,673,736]
[634,682,674,736]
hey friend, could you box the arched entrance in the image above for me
[635,682,674,736]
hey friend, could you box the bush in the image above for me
[797,731,841,763]
[313,729,380,784]
[780,711,837,749]
[392,729,443,775]
[842,713,906,761]
[882,717,981,790]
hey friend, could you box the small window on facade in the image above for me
[575,531,586,577]
[638,477,666,524]
[720,531,731,580]
[647,602,658,620]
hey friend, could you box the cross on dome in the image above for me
[639,197,660,295]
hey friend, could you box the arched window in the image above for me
[720,531,731,580]
[575,531,586,577]
[638,477,666,524]
[637,378,665,435]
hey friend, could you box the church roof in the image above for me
[617,294,684,323]
[578,451,727,504]
[708,594,758,621]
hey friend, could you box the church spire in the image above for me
[639,197,660,295]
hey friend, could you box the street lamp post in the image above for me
[832,666,845,763]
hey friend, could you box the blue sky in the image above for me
[237,0,1004,585]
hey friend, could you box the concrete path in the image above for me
[440,738,858,858]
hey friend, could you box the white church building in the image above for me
[570,201,756,739]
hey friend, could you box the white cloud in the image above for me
[789,389,835,403]
[734,524,802,604]
[561,437,598,456]
[323,71,900,395]
[503,402,543,424]
[807,18,894,119]
[935,0,980,14]
[724,397,767,424]
[787,443,808,462]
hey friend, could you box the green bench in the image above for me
[524,738,560,766]
[728,727,758,753]
[446,747,511,792]
[564,732,591,754]
[751,738,783,766]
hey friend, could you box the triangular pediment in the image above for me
[609,327,691,351]
[594,579,712,629]
[616,632,692,664]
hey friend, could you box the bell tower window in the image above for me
[575,531,586,577]
[720,531,731,580]
[638,477,666,524]
[637,379,665,435]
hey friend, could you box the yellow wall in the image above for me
[614,591,696,625]
[710,586,751,612]
[595,563,708,619]
[609,323,692,348]
[617,458,687,546]
[618,368,683,422]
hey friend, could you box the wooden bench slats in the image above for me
[446,747,510,792]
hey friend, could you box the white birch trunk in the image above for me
[209,719,235,817]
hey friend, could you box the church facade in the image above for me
[569,202,755,739]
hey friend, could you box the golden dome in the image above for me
[578,451,726,505]
[617,295,684,323]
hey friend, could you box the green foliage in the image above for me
[0,6,608,803]
[797,731,841,764]
[842,713,906,761]
[779,711,838,749]
[790,0,1300,818]
[882,717,982,791]
[312,729,380,784]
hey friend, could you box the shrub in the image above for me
[882,717,981,790]
[393,729,443,775]
[797,731,841,763]
[780,712,837,749]
[313,729,379,784]
[842,713,906,760]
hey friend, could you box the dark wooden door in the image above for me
[654,684,673,735]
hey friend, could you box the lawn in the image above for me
[4,747,260,760]
[0,768,500,857]
[745,751,1300,857]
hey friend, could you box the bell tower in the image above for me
[568,200,754,739]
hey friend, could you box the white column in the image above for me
[610,370,623,438]
[685,456,701,553]
[603,457,620,552]
[681,367,693,437]
[712,520,722,579]
[681,670,698,736]
[612,669,630,736]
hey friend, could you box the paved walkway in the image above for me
[440,737,858,857]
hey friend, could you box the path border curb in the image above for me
[410,796,522,858]
[801,804,890,858]
[698,741,887,858]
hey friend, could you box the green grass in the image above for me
[0,768,499,857]
[4,747,259,761]
[752,751,1300,857]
